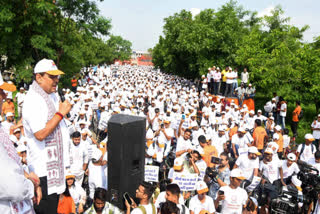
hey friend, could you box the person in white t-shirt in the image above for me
[176,129,193,157]
[279,100,287,130]
[282,153,299,180]
[260,148,285,186]
[69,131,88,186]
[232,127,252,158]
[297,134,317,164]
[15,87,26,118]
[189,181,215,214]
[125,181,156,214]
[311,114,320,150]
[214,168,248,214]
[241,68,249,87]
[234,146,260,181]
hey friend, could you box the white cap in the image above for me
[6,112,14,117]
[173,157,184,171]
[230,168,245,180]
[238,127,246,133]
[269,116,274,120]
[249,110,255,114]
[287,153,296,161]
[92,148,102,161]
[13,128,21,134]
[273,133,279,140]
[272,98,276,101]
[248,146,261,155]
[195,181,208,194]
[275,125,281,131]
[264,148,273,154]
[34,59,64,75]
[305,133,315,140]
[257,109,262,113]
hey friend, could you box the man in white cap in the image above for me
[231,127,252,159]
[22,59,72,213]
[214,168,248,214]
[1,112,15,135]
[297,134,317,163]
[282,153,300,180]
[15,87,26,118]
[189,181,215,214]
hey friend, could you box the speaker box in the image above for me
[107,114,146,210]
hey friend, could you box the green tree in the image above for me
[107,35,132,61]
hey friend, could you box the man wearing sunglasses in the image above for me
[22,59,72,214]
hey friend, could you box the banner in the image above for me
[172,172,198,191]
[144,165,159,182]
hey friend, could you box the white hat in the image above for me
[6,112,14,117]
[238,127,246,133]
[249,110,255,114]
[13,128,21,134]
[195,181,208,194]
[249,83,252,86]
[92,148,102,161]
[275,125,281,131]
[173,157,184,171]
[34,59,64,75]
[272,98,276,101]
[16,144,27,153]
[65,170,75,179]
[248,146,262,155]
[305,133,315,141]
[264,148,273,154]
[230,168,245,180]
[257,109,262,113]
[273,133,279,140]
[287,153,296,161]
[269,116,274,120]
[292,175,302,187]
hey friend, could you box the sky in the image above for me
[97,0,320,51]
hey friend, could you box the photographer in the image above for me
[205,152,230,198]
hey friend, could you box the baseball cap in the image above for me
[264,148,273,154]
[65,170,75,180]
[257,109,262,113]
[272,98,276,101]
[6,112,14,117]
[34,59,64,75]
[92,148,103,161]
[275,125,281,131]
[287,153,296,161]
[13,128,21,134]
[249,110,255,114]
[173,157,184,171]
[196,181,209,194]
[230,168,246,180]
[199,210,209,214]
[0,72,16,92]
[269,116,274,120]
[305,133,315,141]
[238,127,246,133]
[248,147,261,155]
[273,133,279,140]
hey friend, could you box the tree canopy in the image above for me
[152,1,320,112]
[0,0,132,86]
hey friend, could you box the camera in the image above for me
[211,157,221,164]
[205,167,219,182]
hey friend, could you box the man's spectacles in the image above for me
[46,73,60,80]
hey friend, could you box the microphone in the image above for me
[58,89,71,118]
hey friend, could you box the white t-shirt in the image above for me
[280,103,287,117]
[232,134,250,156]
[241,72,249,83]
[176,136,193,154]
[131,203,154,214]
[155,191,185,209]
[235,155,259,181]
[69,142,89,175]
[311,120,320,140]
[259,159,282,183]
[282,161,300,179]
[189,195,215,214]
[226,72,233,84]
[218,186,248,214]
[297,144,316,163]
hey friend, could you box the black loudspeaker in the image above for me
[107,114,146,210]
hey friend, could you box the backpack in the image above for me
[299,143,315,158]
[138,204,156,214]
[298,109,303,120]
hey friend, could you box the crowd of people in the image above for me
[1,58,320,214]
